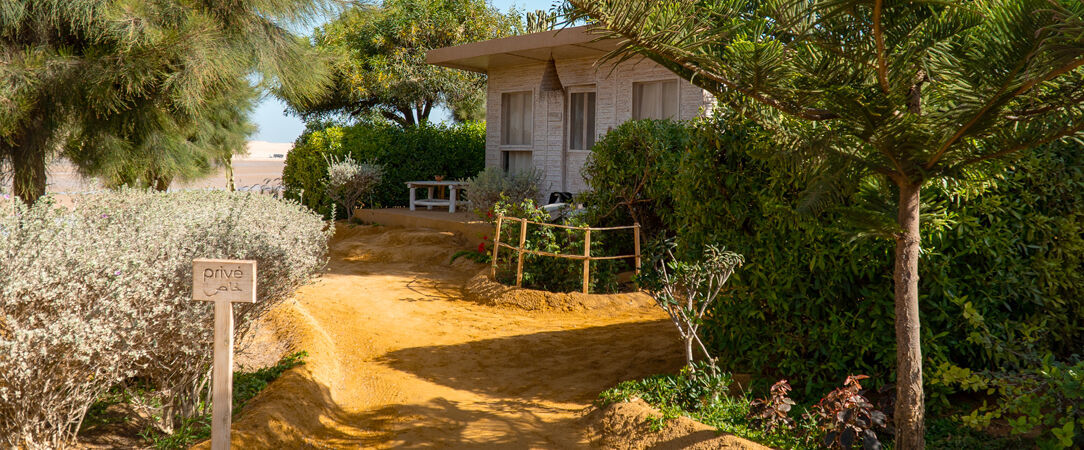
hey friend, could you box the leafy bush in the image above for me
[936,357,1083,448]
[325,155,383,219]
[465,166,544,219]
[0,190,330,448]
[491,198,625,293]
[584,117,1084,397]
[283,121,485,217]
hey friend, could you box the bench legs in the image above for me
[409,187,416,211]
[427,187,434,210]
[449,187,457,213]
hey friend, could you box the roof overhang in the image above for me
[426,26,620,73]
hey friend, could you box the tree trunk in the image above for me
[685,333,695,371]
[10,132,48,206]
[148,170,171,192]
[893,180,925,449]
[224,156,235,191]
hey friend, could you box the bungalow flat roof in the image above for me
[426,26,619,73]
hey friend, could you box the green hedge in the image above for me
[584,118,1083,397]
[283,121,485,216]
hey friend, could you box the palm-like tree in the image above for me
[0,0,330,203]
[563,0,1084,447]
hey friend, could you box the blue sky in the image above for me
[250,0,556,143]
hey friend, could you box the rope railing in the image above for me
[490,215,641,294]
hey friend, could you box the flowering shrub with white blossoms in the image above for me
[0,190,330,448]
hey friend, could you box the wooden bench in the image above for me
[406,180,470,213]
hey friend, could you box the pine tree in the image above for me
[563,0,1084,447]
[0,0,330,203]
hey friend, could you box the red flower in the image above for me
[482,235,489,241]
[477,242,486,253]
[486,210,493,218]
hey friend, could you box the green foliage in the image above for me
[584,118,1084,397]
[66,83,259,191]
[290,0,521,126]
[598,369,820,449]
[567,0,1083,442]
[491,198,624,293]
[934,357,1084,449]
[0,0,329,202]
[283,121,485,216]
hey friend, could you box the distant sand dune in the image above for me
[24,141,293,194]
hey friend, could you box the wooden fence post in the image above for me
[490,216,503,279]
[633,223,642,274]
[582,229,592,294]
[515,219,527,287]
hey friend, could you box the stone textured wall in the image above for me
[486,56,714,194]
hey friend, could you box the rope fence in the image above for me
[490,215,641,294]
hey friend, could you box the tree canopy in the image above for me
[563,0,1084,447]
[285,0,522,127]
[0,0,330,202]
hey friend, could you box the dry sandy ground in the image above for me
[198,223,766,449]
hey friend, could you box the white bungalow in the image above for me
[427,26,716,194]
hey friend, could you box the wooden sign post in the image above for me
[192,259,257,450]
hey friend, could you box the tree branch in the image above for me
[924,53,1034,169]
[873,0,890,94]
[1006,90,1084,120]
[570,0,839,121]
[956,122,1084,168]
[381,110,410,127]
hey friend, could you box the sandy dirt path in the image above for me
[217,223,688,448]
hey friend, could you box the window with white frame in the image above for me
[500,91,533,146]
[632,80,679,120]
[568,90,596,151]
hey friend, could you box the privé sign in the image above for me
[193,259,256,303]
[192,258,257,450]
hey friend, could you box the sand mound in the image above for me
[582,399,770,449]
[463,268,655,311]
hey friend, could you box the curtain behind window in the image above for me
[501,91,533,145]
[633,80,678,120]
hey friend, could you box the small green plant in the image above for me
[749,380,796,433]
[136,351,308,449]
[806,375,887,450]
[638,238,743,372]
[451,243,491,264]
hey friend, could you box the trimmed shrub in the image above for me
[466,166,544,218]
[583,118,1084,397]
[283,121,485,217]
[0,190,330,447]
[325,155,383,219]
